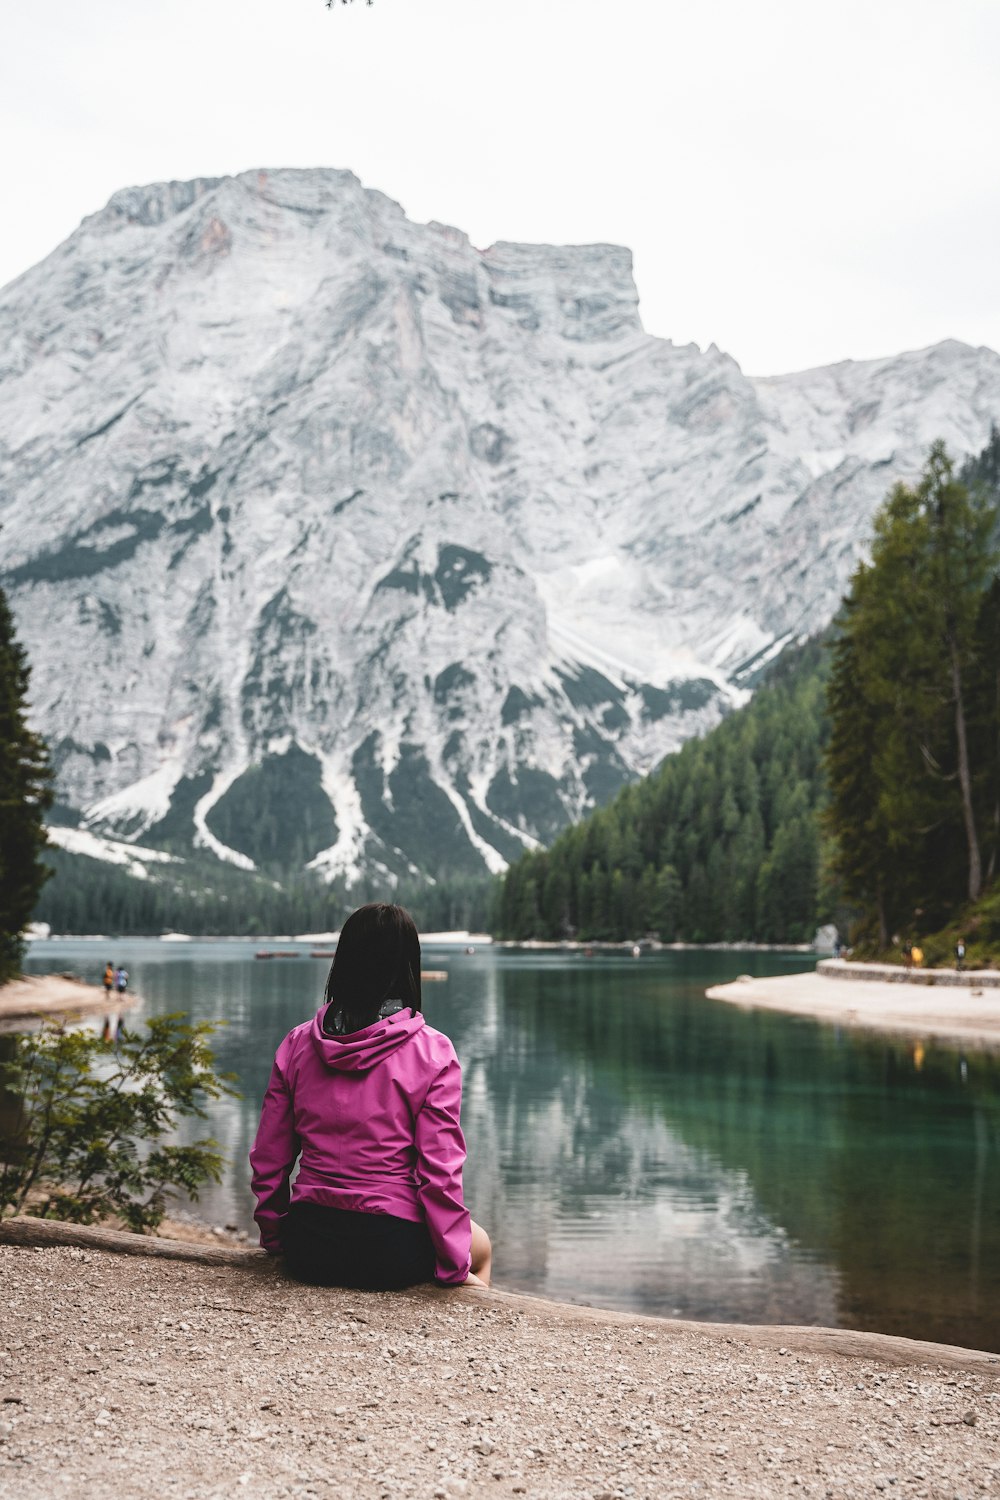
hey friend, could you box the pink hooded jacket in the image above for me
[249,1004,472,1285]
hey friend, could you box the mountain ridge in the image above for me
[2,166,999,884]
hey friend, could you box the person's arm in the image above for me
[249,1053,300,1254]
[414,1052,472,1285]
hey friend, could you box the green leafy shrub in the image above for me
[0,1013,237,1232]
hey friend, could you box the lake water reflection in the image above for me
[23,940,1000,1351]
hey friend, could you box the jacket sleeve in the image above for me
[249,1052,300,1254]
[413,1051,472,1285]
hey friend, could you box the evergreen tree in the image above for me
[0,587,53,983]
[969,578,1000,885]
[824,605,894,945]
[825,441,1000,938]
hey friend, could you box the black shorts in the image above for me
[280,1201,436,1290]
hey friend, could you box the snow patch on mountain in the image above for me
[46,825,180,878]
[192,768,256,871]
[85,764,184,837]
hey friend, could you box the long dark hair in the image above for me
[323,903,422,1034]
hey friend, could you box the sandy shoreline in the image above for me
[0,974,136,1034]
[1,1219,998,1499]
[706,969,1000,1051]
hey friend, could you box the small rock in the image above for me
[963,1411,977,1426]
[473,1438,495,1456]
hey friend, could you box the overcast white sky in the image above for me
[3,0,999,375]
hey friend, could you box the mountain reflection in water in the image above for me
[23,942,1000,1351]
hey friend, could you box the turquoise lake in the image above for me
[22,939,1000,1352]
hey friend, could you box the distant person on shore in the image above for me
[956,938,966,971]
[250,902,491,1292]
[101,961,116,1041]
[114,965,128,998]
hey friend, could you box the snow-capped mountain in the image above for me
[2,168,998,882]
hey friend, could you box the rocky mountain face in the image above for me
[2,167,999,883]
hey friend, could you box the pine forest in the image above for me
[498,430,1000,952]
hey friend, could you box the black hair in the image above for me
[323,903,422,1034]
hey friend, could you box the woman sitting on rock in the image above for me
[250,902,491,1291]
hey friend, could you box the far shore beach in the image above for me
[707,966,1000,1051]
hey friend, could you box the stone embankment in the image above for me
[1,1217,998,1499]
[818,959,1000,988]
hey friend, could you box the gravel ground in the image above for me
[2,1245,999,1500]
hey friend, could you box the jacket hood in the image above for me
[309,1004,425,1073]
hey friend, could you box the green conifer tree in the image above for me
[824,607,895,944]
[0,586,53,983]
[825,442,1000,939]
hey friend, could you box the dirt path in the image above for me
[1,1224,997,1499]
[706,971,1000,1052]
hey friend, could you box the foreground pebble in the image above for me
[1,1245,999,1498]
